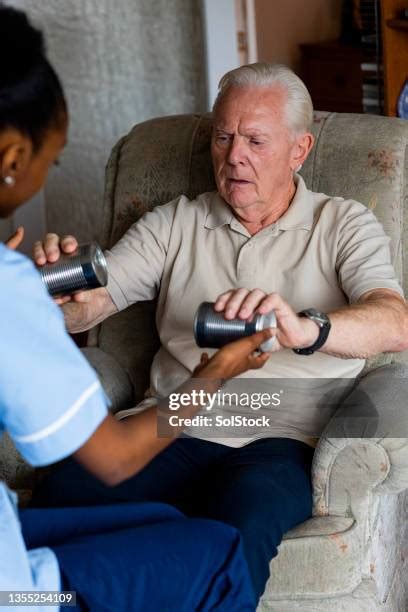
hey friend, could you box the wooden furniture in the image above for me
[300,41,364,113]
[300,1,408,117]
[382,0,408,116]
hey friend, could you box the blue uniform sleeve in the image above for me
[0,246,108,467]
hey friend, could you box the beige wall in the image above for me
[255,0,343,70]
[7,0,205,243]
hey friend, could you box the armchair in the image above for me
[1,111,407,610]
[90,111,408,611]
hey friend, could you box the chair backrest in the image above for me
[96,112,408,401]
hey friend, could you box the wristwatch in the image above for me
[293,308,331,356]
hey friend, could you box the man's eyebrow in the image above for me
[242,126,272,135]
[246,131,270,138]
[214,126,270,136]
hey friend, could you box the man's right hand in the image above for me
[33,233,117,331]
[33,233,80,305]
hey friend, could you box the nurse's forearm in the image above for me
[73,329,272,484]
[74,376,223,485]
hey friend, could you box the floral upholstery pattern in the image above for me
[98,111,408,611]
[2,111,408,609]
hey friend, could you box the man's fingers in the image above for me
[256,292,292,317]
[223,288,251,319]
[54,295,72,305]
[214,288,278,321]
[53,291,89,304]
[60,235,78,253]
[33,240,47,264]
[237,288,266,319]
[44,232,66,262]
[214,291,234,312]
[5,226,24,250]
[34,233,78,265]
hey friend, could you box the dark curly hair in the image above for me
[0,4,67,150]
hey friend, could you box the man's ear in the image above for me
[291,132,314,172]
[0,131,33,184]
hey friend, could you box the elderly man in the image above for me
[33,63,408,602]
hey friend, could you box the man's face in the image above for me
[211,86,299,213]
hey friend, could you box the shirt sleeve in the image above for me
[104,198,177,310]
[0,248,108,467]
[335,200,404,303]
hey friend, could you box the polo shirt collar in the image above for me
[276,174,314,231]
[204,174,313,231]
[205,193,235,229]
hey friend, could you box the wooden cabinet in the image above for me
[300,1,408,117]
[382,0,408,116]
[300,41,364,113]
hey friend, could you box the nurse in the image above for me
[0,6,272,611]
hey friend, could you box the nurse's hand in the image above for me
[5,226,24,250]
[192,328,273,379]
[33,232,81,304]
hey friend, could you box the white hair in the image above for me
[213,63,313,135]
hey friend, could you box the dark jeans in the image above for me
[32,437,314,601]
[20,502,255,611]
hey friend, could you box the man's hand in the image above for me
[33,232,83,305]
[33,232,117,332]
[214,288,319,352]
[5,226,24,250]
[193,327,274,379]
[215,287,408,358]
[33,231,78,264]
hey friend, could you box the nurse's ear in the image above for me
[0,129,33,187]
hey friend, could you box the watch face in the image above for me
[294,309,331,355]
[303,309,329,327]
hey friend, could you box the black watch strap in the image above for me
[293,309,331,356]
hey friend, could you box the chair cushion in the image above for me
[265,517,361,598]
[81,347,134,413]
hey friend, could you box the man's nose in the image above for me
[227,137,245,165]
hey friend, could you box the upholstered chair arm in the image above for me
[81,347,134,414]
[312,363,408,521]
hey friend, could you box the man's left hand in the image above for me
[214,288,320,352]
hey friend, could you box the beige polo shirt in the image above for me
[105,175,403,447]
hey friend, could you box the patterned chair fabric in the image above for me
[1,112,408,610]
[94,111,408,610]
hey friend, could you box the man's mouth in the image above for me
[227,178,252,185]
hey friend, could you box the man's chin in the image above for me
[217,188,249,207]
[224,196,256,210]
